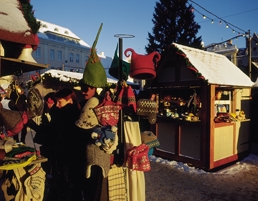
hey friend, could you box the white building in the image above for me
[18,19,113,83]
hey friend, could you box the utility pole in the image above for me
[247,30,252,79]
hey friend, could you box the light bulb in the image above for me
[203,15,206,19]
[211,19,214,24]
[226,24,229,28]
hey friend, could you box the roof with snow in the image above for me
[37,19,90,47]
[0,0,37,45]
[41,69,118,84]
[41,69,138,86]
[169,43,254,87]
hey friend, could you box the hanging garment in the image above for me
[123,121,146,201]
[116,82,136,113]
[108,165,126,201]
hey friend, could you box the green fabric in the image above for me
[109,43,131,81]
[5,146,35,157]
[82,23,107,88]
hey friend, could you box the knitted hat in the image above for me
[75,97,100,129]
[124,48,161,80]
[136,99,157,124]
[86,143,111,178]
[82,23,107,88]
[0,106,28,136]
[109,43,131,81]
[141,131,160,148]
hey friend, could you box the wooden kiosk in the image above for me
[147,43,254,171]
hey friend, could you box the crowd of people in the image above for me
[31,81,107,201]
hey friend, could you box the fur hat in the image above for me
[81,23,107,88]
[124,48,161,80]
[109,43,131,81]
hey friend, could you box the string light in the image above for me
[189,0,248,38]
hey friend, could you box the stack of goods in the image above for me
[0,137,40,170]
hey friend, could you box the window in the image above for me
[70,53,74,62]
[58,50,62,61]
[76,54,80,63]
[50,49,55,60]
[35,46,41,58]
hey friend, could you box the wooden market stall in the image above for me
[146,43,254,171]
[0,1,49,200]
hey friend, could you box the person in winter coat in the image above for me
[47,88,81,201]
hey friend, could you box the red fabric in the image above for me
[0,149,5,160]
[124,48,160,80]
[94,91,121,126]
[127,143,150,172]
[117,85,136,112]
[7,111,28,137]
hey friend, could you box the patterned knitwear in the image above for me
[141,131,160,149]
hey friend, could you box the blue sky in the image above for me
[31,0,258,58]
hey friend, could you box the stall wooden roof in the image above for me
[0,0,48,75]
[171,43,254,87]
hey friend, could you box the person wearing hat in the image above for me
[74,23,110,201]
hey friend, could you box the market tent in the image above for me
[157,43,254,88]
[0,0,49,76]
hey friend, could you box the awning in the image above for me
[0,57,49,76]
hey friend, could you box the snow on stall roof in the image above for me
[0,0,30,32]
[41,69,118,83]
[173,43,254,88]
[0,0,36,45]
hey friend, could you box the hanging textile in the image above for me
[108,165,127,201]
[123,121,145,201]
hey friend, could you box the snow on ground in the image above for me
[149,153,258,175]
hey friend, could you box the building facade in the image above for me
[32,19,91,73]
[17,19,114,84]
